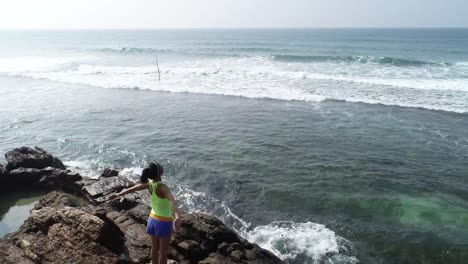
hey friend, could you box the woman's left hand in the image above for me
[173,217,181,232]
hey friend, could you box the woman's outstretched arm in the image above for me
[109,183,149,200]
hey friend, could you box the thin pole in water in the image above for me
[155,55,161,83]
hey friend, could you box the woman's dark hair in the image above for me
[140,162,164,183]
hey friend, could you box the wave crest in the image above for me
[98,47,169,54]
[96,47,454,67]
[272,54,452,67]
[97,46,277,55]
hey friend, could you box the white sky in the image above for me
[0,0,467,29]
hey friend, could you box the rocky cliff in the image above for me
[0,147,284,264]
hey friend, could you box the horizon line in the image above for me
[1,26,468,31]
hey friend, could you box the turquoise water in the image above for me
[1,29,468,263]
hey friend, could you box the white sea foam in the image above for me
[455,62,468,67]
[3,55,468,113]
[119,167,143,180]
[171,183,358,263]
[64,160,101,179]
[174,186,358,263]
[64,159,144,180]
[75,64,155,75]
[245,222,358,264]
[302,73,468,92]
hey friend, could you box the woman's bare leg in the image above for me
[158,233,172,264]
[150,235,159,264]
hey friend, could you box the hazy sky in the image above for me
[1,0,467,29]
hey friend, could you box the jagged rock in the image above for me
[172,213,240,254]
[102,168,119,178]
[106,210,151,263]
[199,254,229,264]
[83,175,133,200]
[9,207,124,264]
[40,167,82,183]
[5,146,65,171]
[176,240,205,262]
[33,191,82,210]
[0,243,35,264]
[36,167,83,193]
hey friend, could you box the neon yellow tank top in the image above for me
[149,179,172,219]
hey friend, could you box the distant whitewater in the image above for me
[0,29,468,113]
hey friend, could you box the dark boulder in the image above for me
[3,167,82,193]
[102,168,119,178]
[7,168,43,184]
[5,147,65,171]
[36,167,82,193]
[0,163,9,190]
[172,213,240,253]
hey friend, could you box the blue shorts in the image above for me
[146,217,173,237]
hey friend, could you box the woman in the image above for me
[109,162,181,264]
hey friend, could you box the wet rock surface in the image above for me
[0,147,284,264]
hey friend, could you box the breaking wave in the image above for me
[2,55,468,113]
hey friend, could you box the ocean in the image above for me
[0,29,467,263]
